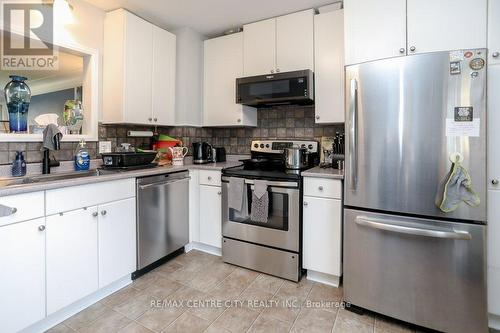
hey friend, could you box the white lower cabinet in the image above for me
[302,177,343,286]
[46,207,99,315]
[303,196,342,276]
[199,184,222,248]
[0,217,46,333]
[98,198,136,288]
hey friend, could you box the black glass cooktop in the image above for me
[222,165,302,181]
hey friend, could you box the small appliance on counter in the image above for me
[192,141,214,164]
[213,146,226,162]
[11,151,26,177]
[100,144,157,169]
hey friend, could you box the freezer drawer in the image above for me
[344,208,488,333]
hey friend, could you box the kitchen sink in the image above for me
[0,170,102,187]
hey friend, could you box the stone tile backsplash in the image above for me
[0,105,344,165]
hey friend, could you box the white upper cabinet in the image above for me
[243,18,276,76]
[203,33,257,127]
[276,9,314,73]
[244,9,314,76]
[103,9,176,125]
[345,0,487,65]
[344,0,406,65]
[489,0,500,65]
[152,26,177,126]
[407,0,487,55]
[0,218,46,333]
[314,10,345,124]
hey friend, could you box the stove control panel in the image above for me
[251,140,318,154]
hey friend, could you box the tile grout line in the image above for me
[288,281,317,332]
[245,277,286,332]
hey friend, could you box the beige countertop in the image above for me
[302,166,344,180]
[0,160,243,197]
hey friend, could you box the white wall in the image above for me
[174,27,205,126]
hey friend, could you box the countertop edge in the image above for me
[301,166,345,180]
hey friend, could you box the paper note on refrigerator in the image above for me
[446,118,480,137]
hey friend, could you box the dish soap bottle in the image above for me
[11,151,26,177]
[74,139,90,171]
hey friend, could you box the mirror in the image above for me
[0,51,84,134]
[0,29,99,141]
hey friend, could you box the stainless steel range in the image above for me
[221,140,318,281]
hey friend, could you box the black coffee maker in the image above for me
[192,142,213,164]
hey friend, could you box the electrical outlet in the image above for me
[98,141,112,154]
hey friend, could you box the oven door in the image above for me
[221,177,300,252]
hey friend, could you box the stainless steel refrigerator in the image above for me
[344,49,488,333]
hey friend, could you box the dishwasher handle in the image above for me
[138,177,189,190]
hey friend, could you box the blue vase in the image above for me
[4,75,31,133]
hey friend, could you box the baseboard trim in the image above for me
[306,270,341,287]
[186,241,222,256]
[21,276,132,333]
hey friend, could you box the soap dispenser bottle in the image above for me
[74,139,90,171]
[11,151,27,177]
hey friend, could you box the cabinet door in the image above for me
[152,26,176,126]
[199,185,222,248]
[489,0,500,65]
[407,0,487,54]
[0,218,46,333]
[344,0,406,65]
[314,10,344,123]
[303,196,342,276]
[489,65,500,189]
[243,18,276,76]
[98,198,136,288]
[276,9,314,72]
[123,11,153,124]
[46,207,99,315]
[488,190,500,316]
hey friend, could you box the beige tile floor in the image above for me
[46,250,424,333]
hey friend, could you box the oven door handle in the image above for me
[221,176,298,188]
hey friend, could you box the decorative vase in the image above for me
[4,75,31,133]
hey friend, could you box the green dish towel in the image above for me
[436,160,480,213]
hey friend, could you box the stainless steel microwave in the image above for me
[236,69,314,107]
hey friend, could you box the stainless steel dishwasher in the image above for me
[136,171,189,270]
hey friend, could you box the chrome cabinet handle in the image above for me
[276,68,280,73]
[154,118,157,122]
[148,117,152,121]
[101,210,107,216]
[303,201,308,206]
[270,69,274,74]
[208,176,212,181]
[349,78,358,190]
[92,212,98,217]
[315,115,320,120]
[217,191,222,195]
[318,186,324,191]
[38,225,45,231]
[399,48,405,54]
[355,216,471,240]
[0,204,17,217]
[409,46,416,52]
[493,52,499,58]
[492,179,499,185]
[237,118,241,123]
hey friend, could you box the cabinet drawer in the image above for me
[46,179,135,215]
[0,191,44,227]
[304,177,342,199]
[199,170,221,187]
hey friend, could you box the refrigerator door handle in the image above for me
[355,216,472,240]
[349,79,358,190]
